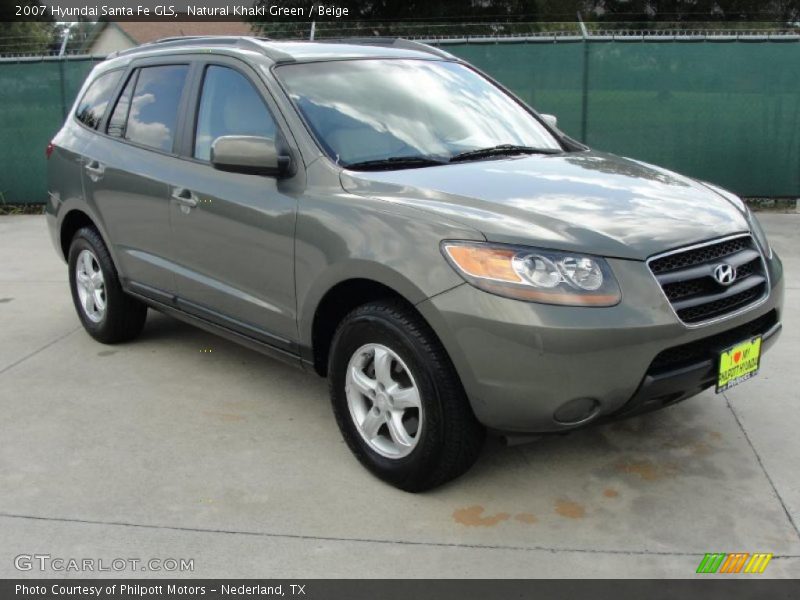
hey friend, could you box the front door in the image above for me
[167,62,300,352]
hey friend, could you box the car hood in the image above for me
[340,151,750,260]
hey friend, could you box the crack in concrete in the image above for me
[725,392,800,542]
[0,326,80,377]
[1,512,799,559]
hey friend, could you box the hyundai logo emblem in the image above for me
[713,263,737,286]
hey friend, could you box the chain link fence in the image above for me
[0,35,798,204]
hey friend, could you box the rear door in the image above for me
[81,60,192,301]
[166,57,301,352]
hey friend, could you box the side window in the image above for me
[106,71,136,138]
[124,65,189,152]
[75,70,123,130]
[194,65,277,161]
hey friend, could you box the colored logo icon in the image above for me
[696,552,773,574]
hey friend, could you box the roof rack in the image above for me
[313,37,455,59]
[110,36,296,63]
[108,35,455,63]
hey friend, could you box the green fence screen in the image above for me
[446,40,800,198]
[0,56,104,205]
[1,41,799,204]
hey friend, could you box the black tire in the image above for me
[329,300,485,492]
[68,226,147,344]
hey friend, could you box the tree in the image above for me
[0,1,57,56]
[585,0,800,23]
[252,0,799,38]
[253,0,585,38]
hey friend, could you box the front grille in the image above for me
[677,287,763,323]
[662,278,716,302]
[650,310,777,374]
[648,235,768,325]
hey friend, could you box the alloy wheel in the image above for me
[345,343,423,459]
[75,249,106,323]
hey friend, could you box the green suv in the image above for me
[46,37,783,491]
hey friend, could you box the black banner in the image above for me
[3,580,800,600]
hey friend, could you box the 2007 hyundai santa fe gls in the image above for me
[47,37,784,491]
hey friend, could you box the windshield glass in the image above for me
[275,59,562,168]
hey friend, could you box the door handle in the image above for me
[84,160,105,181]
[171,187,198,209]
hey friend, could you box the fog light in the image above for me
[554,397,600,425]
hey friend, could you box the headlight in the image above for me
[441,241,621,306]
[747,208,772,258]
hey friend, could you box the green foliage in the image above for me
[252,0,590,38]
[588,0,799,23]
[0,22,57,55]
[0,1,57,55]
[252,0,799,39]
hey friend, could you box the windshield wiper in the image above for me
[344,146,559,170]
[450,144,562,162]
[345,156,448,171]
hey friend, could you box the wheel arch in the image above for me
[59,209,100,260]
[310,277,424,377]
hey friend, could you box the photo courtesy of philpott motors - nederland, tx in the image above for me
[14,583,281,596]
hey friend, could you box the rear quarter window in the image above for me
[75,70,123,130]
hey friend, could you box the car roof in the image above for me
[264,40,447,61]
[109,36,455,64]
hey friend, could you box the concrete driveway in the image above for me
[1,214,798,578]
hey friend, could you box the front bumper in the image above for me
[416,253,784,434]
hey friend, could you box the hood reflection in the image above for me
[342,151,749,260]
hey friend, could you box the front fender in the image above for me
[294,187,482,348]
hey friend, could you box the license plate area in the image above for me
[716,336,762,393]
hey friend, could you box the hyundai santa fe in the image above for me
[46,37,784,491]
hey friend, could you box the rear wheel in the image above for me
[329,300,485,492]
[68,227,147,343]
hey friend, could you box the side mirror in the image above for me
[541,114,559,130]
[211,135,290,177]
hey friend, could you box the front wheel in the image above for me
[329,300,485,492]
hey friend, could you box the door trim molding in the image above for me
[125,280,301,361]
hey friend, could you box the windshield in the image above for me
[275,59,562,168]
